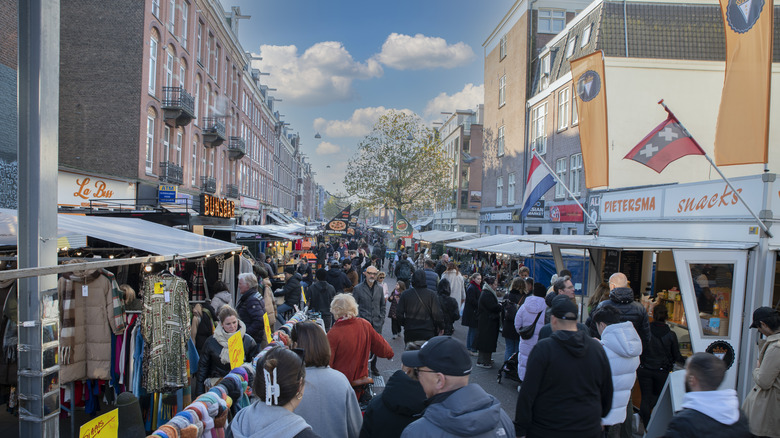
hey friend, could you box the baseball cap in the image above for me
[749,306,777,328]
[551,295,578,320]
[401,336,472,376]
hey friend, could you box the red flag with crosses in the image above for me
[624,113,705,173]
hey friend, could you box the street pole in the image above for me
[18,0,60,436]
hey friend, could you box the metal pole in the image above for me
[532,149,597,225]
[17,0,60,435]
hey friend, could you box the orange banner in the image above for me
[570,50,609,188]
[714,0,773,165]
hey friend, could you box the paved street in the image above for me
[371,266,519,416]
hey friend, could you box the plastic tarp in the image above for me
[57,214,241,256]
[446,234,521,251]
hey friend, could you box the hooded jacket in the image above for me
[360,370,426,438]
[437,278,460,336]
[307,280,336,316]
[600,321,642,425]
[277,273,303,308]
[210,290,233,315]
[401,384,515,438]
[353,280,386,333]
[461,280,481,328]
[229,400,319,438]
[599,287,650,347]
[325,268,352,294]
[235,287,266,345]
[641,321,683,372]
[296,366,362,438]
[396,271,444,342]
[423,268,439,292]
[515,329,613,438]
[664,389,751,438]
[514,295,547,380]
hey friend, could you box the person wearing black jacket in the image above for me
[599,273,651,348]
[360,367,426,438]
[462,273,482,355]
[274,266,302,325]
[501,278,525,363]
[325,261,352,293]
[296,257,313,287]
[396,270,444,343]
[307,269,337,331]
[436,278,460,336]
[476,276,502,368]
[515,297,613,438]
[235,272,266,345]
[638,304,684,428]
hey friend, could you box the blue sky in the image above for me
[219,0,515,192]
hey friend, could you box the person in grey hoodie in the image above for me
[229,346,320,438]
[209,280,233,315]
[400,336,514,438]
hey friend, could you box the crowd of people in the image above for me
[186,234,778,438]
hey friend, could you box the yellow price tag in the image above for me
[79,408,118,438]
[301,286,307,304]
[227,331,244,370]
[263,313,273,344]
[154,282,164,294]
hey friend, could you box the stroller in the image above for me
[496,352,522,384]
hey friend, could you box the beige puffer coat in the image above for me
[742,332,780,438]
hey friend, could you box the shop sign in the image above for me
[485,211,512,222]
[240,196,260,210]
[200,193,235,218]
[58,170,136,207]
[158,184,177,203]
[550,204,584,222]
[587,194,601,228]
[526,200,545,218]
[600,188,663,221]
[664,178,763,219]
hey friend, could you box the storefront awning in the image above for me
[416,230,478,243]
[515,234,756,251]
[446,234,522,251]
[56,214,241,257]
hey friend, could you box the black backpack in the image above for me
[398,260,413,280]
[501,299,519,334]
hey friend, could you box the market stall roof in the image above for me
[56,214,241,256]
[446,234,522,251]
[477,240,585,257]
[204,225,299,240]
[412,217,433,230]
[371,224,392,231]
[515,234,756,251]
[0,209,87,248]
[416,230,478,243]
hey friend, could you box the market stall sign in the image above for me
[240,196,260,210]
[550,204,584,222]
[228,331,245,369]
[158,184,177,204]
[263,313,273,344]
[200,193,235,218]
[79,408,118,438]
[527,200,545,218]
[59,170,136,208]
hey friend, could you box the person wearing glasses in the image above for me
[293,322,362,438]
[229,346,319,438]
[400,336,514,437]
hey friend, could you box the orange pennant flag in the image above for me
[714,0,773,165]
[570,50,609,188]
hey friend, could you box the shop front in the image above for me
[58,169,137,208]
[479,209,520,235]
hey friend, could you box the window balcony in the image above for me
[162,86,196,127]
[202,117,226,147]
[227,136,246,160]
[200,176,216,194]
[159,161,183,185]
[225,184,239,199]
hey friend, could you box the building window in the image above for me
[566,37,577,58]
[499,75,506,107]
[569,153,582,196]
[499,34,507,60]
[191,138,198,185]
[571,86,579,125]
[201,145,207,178]
[555,157,567,198]
[181,1,188,49]
[194,76,200,121]
[165,49,174,87]
[196,22,202,63]
[497,125,505,156]
[569,228,578,235]
[507,173,516,205]
[541,54,550,89]
[496,176,503,207]
[148,36,158,94]
[209,149,214,177]
[205,34,211,73]
[146,115,155,171]
[538,9,566,34]
[179,60,186,88]
[581,24,592,47]
[152,0,160,17]
[162,125,171,162]
[168,0,176,34]
[558,87,569,130]
[175,129,183,164]
[532,103,547,155]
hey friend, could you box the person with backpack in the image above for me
[437,278,460,336]
[501,278,525,363]
[394,253,415,286]
[514,282,548,382]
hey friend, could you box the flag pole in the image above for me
[658,100,773,238]
[531,149,597,226]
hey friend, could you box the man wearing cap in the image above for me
[401,336,515,438]
[515,296,613,438]
[742,306,780,438]
[353,265,387,376]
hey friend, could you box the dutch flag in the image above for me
[520,154,556,218]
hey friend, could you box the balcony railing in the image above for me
[225,184,239,199]
[200,176,216,194]
[202,117,226,147]
[159,161,184,185]
[162,86,196,126]
[227,136,246,160]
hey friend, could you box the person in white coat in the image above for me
[593,305,642,437]
[441,262,465,305]
[513,282,548,381]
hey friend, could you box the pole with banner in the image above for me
[530,149,596,226]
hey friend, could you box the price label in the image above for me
[263,313,273,344]
[82,285,89,297]
[164,291,170,303]
[301,286,307,304]
[79,408,118,438]
[228,331,244,369]
[154,282,164,294]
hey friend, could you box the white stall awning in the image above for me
[446,234,521,251]
[516,234,756,251]
[416,230,478,243]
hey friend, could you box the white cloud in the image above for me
[315,142,342,155]
[424,83,484,119]
[252,42,383,106]
[313,106,416,138]
[374,33,474,70]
